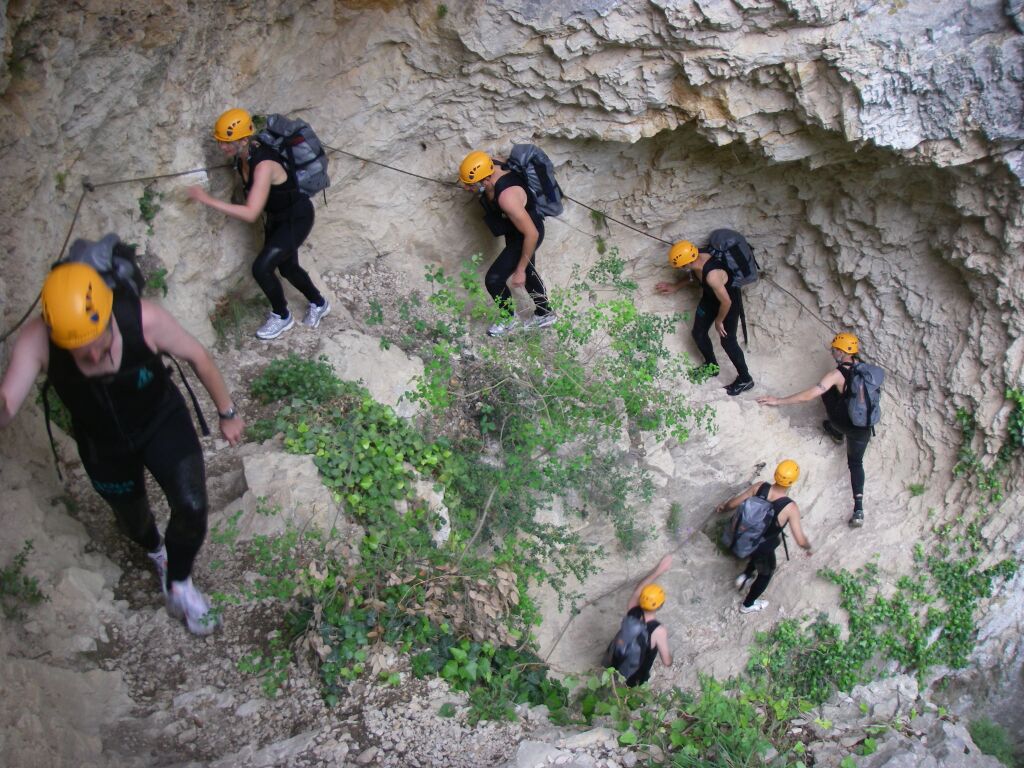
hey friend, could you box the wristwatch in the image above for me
[218,405,238,420]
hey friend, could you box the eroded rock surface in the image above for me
[1,0,1022,765]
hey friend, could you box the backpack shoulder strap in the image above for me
[161,354,210,437]
[756,482,771,499]
[40,378,64,481]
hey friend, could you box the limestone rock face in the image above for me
[1,1,1023,765]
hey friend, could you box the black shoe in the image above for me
[849,509,864,528]
[725,377,755,396]
[822,420,844,444]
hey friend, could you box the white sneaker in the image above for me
[302,299,331,328]
[522,312,557,331]
[735,572,754,592]
[167,577,220,635]
[739,599,769,614]
[487,318,519,337]
[256,311,295,340]
[147,543,168,597]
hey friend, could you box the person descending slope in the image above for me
[0,255,243,634]
[717,460,812,614]
[757,333,881,528]
[459,150,557,337]
[655,238,755,396]
[604,554,674,686]
[188,108,331,340]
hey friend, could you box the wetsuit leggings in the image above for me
[742,543,777,607]
[77,407,208,587]
[252,205,324,317]
[846,430,871,501]
[691,289,749,378]
[484,228,551,316]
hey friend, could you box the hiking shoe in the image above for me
[739,599,769,614]
[725,377,755,396]
[147,543,168,597]
[822,420,844,444]
[487,318,519,337]
[735,572,754,592]
[849,509,865,528]
[256,311,294,340]
[522,312,558,331]
[302,299,331,329]
[167,578,220,636]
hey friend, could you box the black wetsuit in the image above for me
[480,168,551,316]
[692,256,749,379]
[621,605,662,687]
[47,291,207,586]
[741,483,792,607]
[822,363,872,505]
[241,144,324,317]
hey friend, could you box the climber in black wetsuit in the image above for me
[622,554,674,686]
[757,333,872,528]
[655,241,754,396]
[0,255,243,635]
[715,460,813,614]
[188,108,330,340]
[459,150,556,338]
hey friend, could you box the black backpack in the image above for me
[506,144,564,218]
[603,611,649,680]
[706,229,759,288]
[256,114,330,198]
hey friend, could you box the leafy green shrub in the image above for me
[968,717,1018,767]
[747,554,1017,703]
[250,354,343,405]
[1,541,48,619]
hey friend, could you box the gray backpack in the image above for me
[845,362,884,428]
[256,114,330,198]
[506,144,564,218]
[722,484,775,558]
[603,611,649,680]
[707,229,759,288]
[61,233,144,296]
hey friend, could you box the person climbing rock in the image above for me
[604,554,673,687]
[188,108,330,340]
[0,258,243,635]
[458,150,556,337]
[715,460,812,614]
[756,333,872,527]
[655,240,754,395]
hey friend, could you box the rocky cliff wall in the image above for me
[1,0,1022,762]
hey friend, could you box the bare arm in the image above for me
[187,160,276,224]
[627,554,673,610]
[0,318,49,428]
[650,625,673,667]
[498,186,539,287]
[757,368,844,407]
[714,481,762,516]
[778,501,812,555]
[140,301,244,445]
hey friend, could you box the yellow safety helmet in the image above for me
[774,459,800,488]
[831,332,859,355]
[639,584,665,611]
[459,151,494,184]
[41,263,113,349]
[668,241,698,268]
[213,108,254,142]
